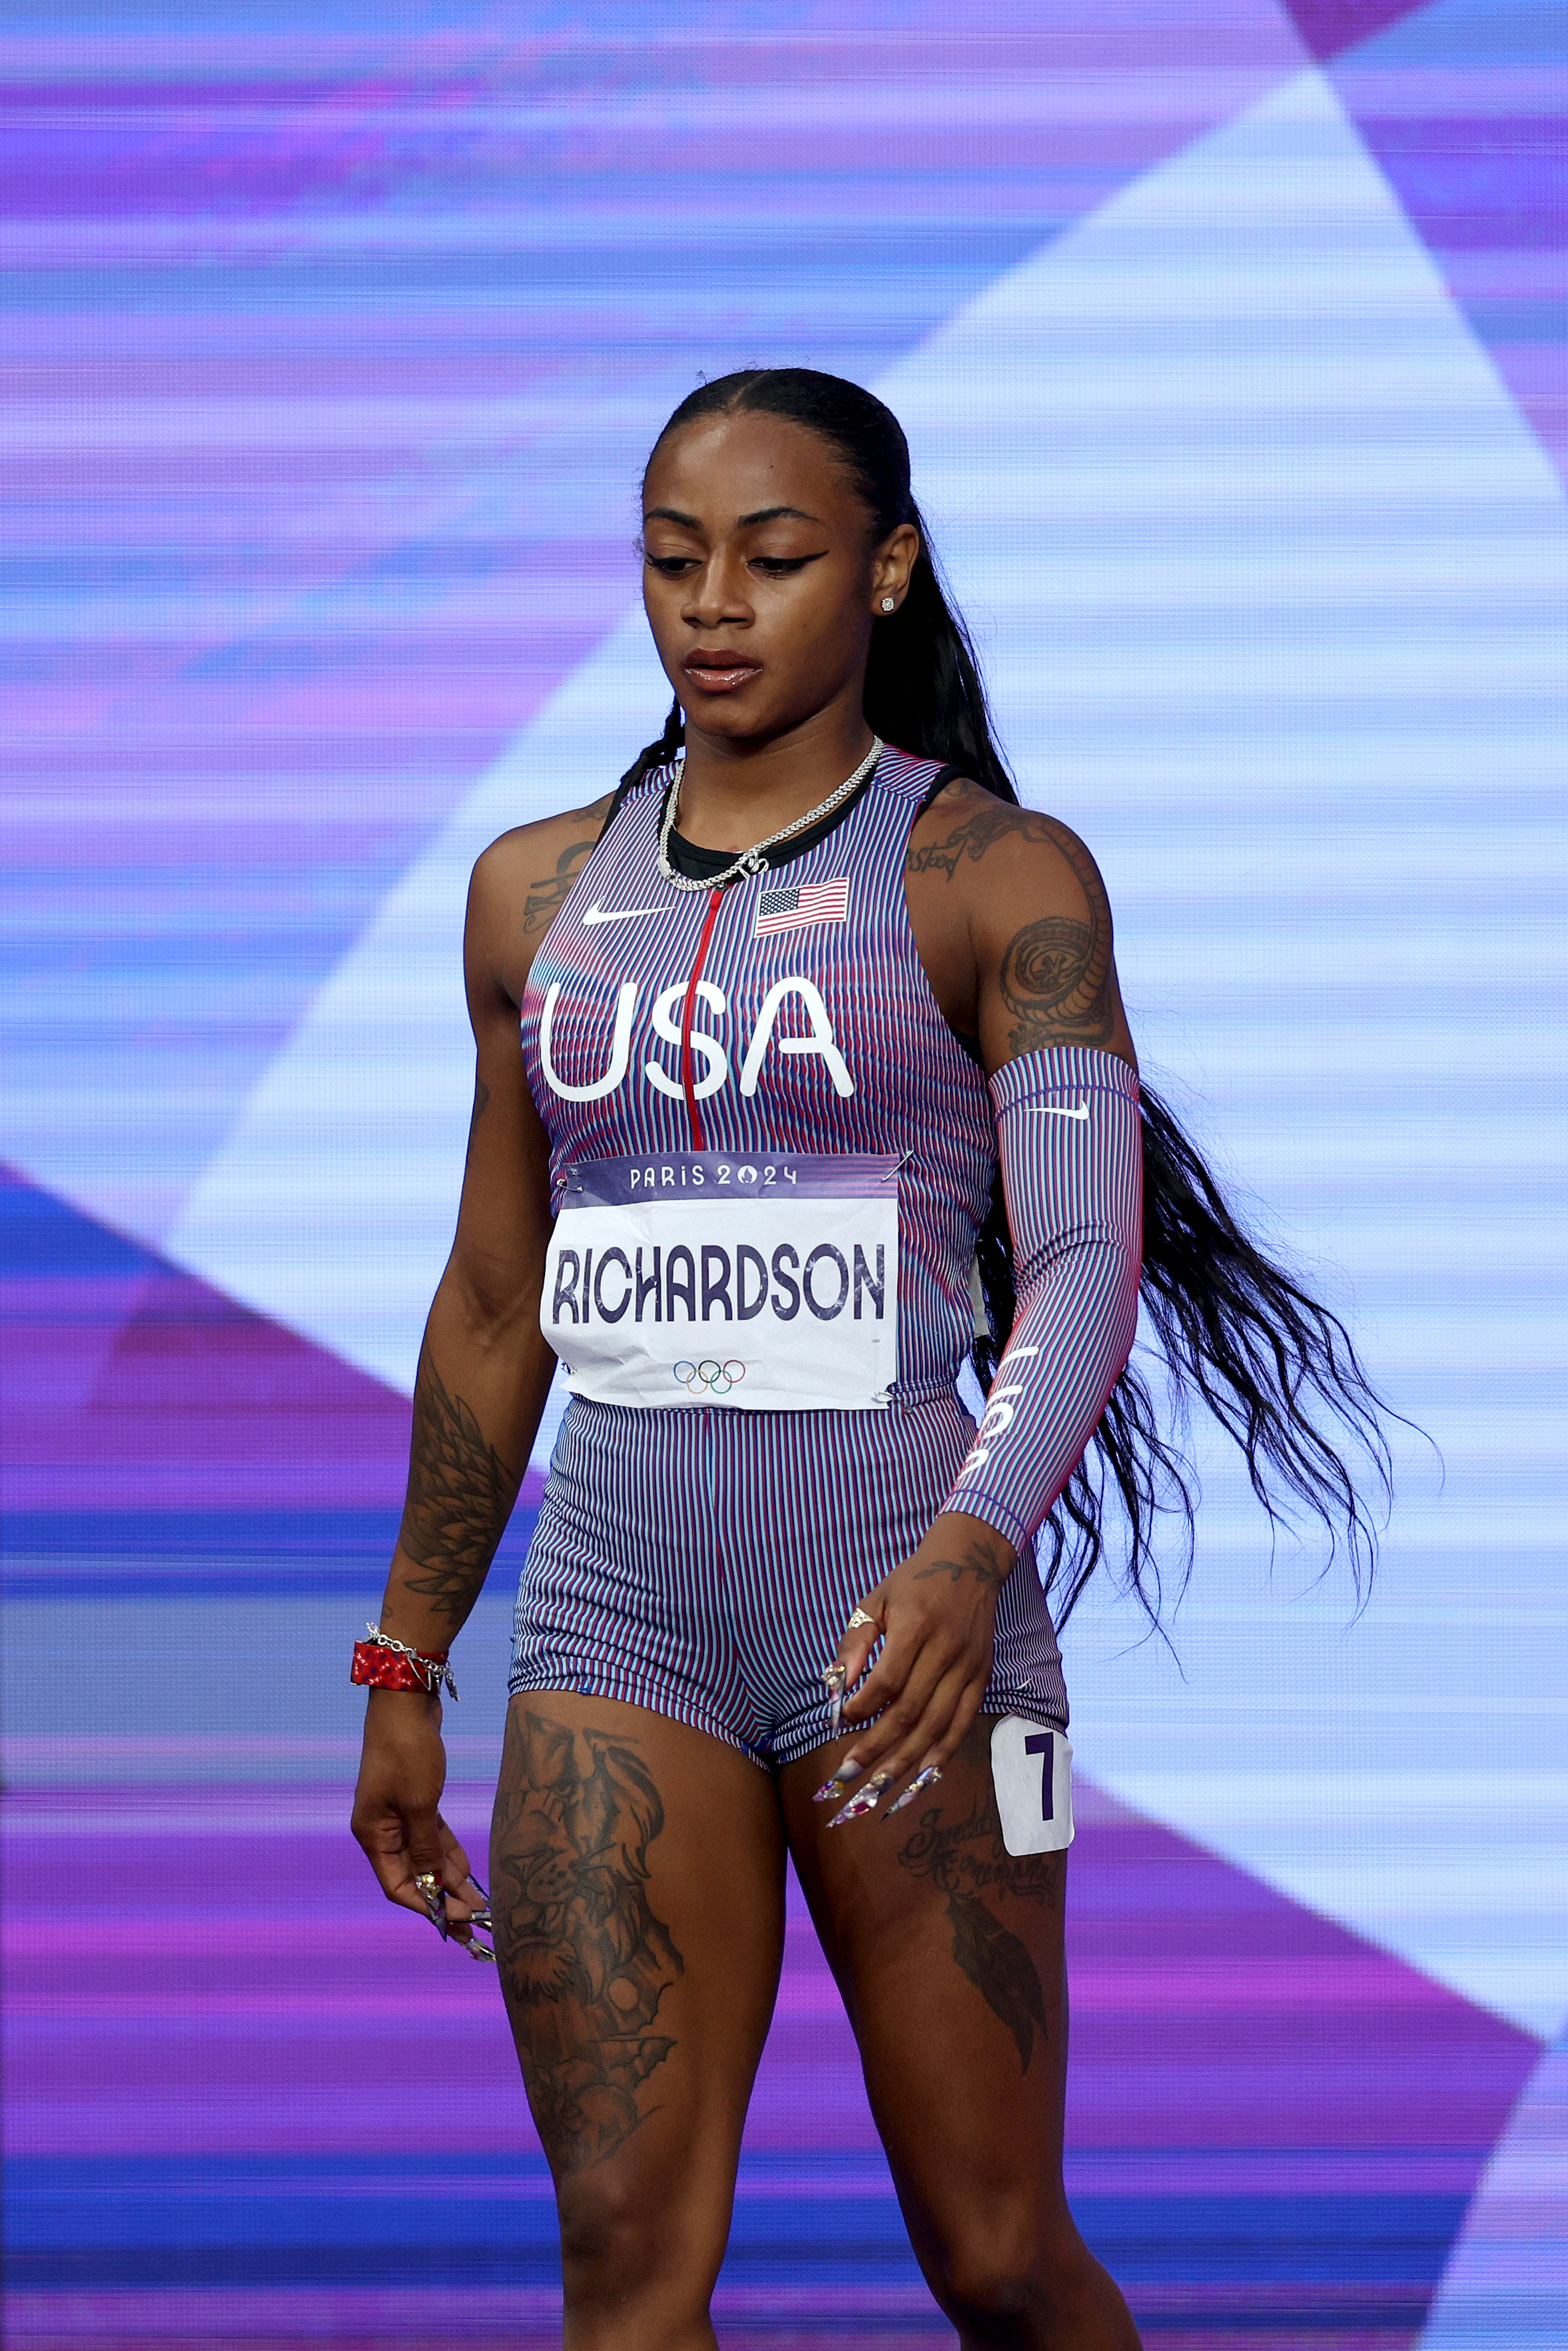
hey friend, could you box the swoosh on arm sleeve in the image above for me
[941,1047,1143,1555]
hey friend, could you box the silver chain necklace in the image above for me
[655,736,883,893]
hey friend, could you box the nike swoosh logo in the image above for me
[582,902,664,927]
[1029,1103,1090,1121]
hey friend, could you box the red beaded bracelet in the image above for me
[351,1625,459,1701]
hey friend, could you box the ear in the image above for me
[870,522,920,616]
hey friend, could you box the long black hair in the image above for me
[629,367,1394,1627]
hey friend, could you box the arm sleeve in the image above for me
[939,1045,1142,1555]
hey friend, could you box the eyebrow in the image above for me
[739,504,821,527]
[643,504,823,530]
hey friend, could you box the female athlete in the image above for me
[352,368,1387,2350]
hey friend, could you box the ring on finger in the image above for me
[412,1871,449,1939]
[845,1607,877,1631]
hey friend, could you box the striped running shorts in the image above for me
[509,1389,1068,1769]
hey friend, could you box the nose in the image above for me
[681,549,753,633]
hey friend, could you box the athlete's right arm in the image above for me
[350,797,610,1937]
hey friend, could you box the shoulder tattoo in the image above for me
[909,791,1116,1051]
[522,799,612,936]
[905,793,1056,881]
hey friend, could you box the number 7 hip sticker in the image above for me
[990,1717,1074,1856]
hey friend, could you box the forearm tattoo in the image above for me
[907,793,1116,1049]
[395,1344,521,1622]
[493,1712,685,2170]
[897,1773,1061,2073]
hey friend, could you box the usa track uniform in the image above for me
[510,748,1072,1766]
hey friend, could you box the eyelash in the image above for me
[643,555,815,578]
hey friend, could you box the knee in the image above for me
[556,2165,719,2320]
[933,2218,1134,2351]
[557,2168,663,2301]
[935,2236,1038,2348]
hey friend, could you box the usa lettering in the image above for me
[550,1241,887,1328]
[539,975,854,1103]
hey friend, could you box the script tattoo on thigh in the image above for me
[493,1712,685,2169]
[896,1773,1060,2073]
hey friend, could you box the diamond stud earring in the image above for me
[880,596,896,612]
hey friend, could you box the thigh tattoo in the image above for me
[493,1711,685,2168]
[895,1770,1062,2073]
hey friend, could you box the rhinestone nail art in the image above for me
[827,1771,890,1827]
[884,1765,943,1819]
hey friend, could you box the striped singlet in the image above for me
[509,745,1068,1766]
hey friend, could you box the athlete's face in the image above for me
[639,410,918,749]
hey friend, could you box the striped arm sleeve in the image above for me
[940,1045,1142,1556]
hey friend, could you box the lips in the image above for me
[683,652,761,694]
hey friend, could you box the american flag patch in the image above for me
[753,877,851,938]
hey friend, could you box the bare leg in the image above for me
[491,1695,785,2350]
[782,1717,1142,2350]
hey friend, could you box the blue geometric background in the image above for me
[4,3,1566,2342]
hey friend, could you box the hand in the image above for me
[350,1687,489,1947]
[816,1514,1016,1823]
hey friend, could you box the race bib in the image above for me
[990,1717,1074,1856]
[543,1151,900,1411]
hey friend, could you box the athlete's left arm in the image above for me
[831,794,1142,1811]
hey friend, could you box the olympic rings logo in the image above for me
[673,1359,747,1396]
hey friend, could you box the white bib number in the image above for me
[542,1152,900,1411]
[990,1717,1074,1855]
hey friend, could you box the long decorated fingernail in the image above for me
[885,1765,943,1819]
[827,1771,889,1827]
[813,1759,864,1802]
[822,1663,847,1738]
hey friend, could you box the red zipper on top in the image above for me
[679,885,725,1151]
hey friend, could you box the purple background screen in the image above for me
[5,3,1567,2344]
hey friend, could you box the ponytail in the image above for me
[631,368,1397,1622]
